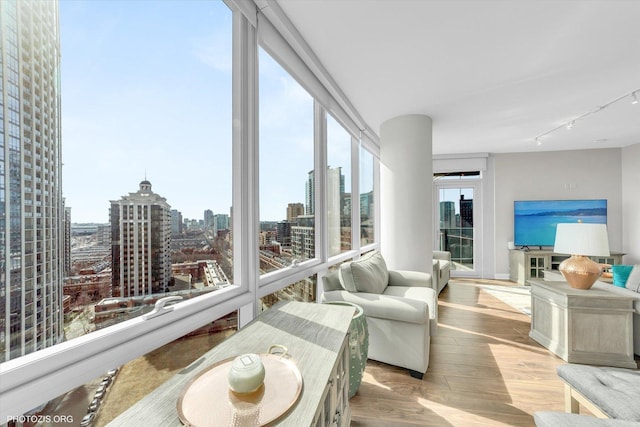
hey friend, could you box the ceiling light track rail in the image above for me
[534,88,639,146]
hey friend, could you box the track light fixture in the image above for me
[534,88,640,145]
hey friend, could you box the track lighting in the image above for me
[534,88,640,145]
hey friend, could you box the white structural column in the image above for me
[380,115,433,272]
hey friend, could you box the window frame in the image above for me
[0,0,381,420]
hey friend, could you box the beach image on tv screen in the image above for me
[514,199,607,247]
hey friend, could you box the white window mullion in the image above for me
[314,101,327,264]
[314,102,328,303]
[233,7,260,322]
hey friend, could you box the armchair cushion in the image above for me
[339,251,389,294]
[322,269,343,292]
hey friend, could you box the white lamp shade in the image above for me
[554,223,610,256]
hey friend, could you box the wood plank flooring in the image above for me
[349,278,590,426]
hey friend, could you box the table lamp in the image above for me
[553,222,610,289]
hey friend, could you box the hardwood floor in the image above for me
[349,278,574,426]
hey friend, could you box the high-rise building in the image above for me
[213,213,229,234]
[440,201,456,228]
[96,224,110,246]
[0,0,64,362]
[276,221,292,247]
[286,203,304,222]
[305,170,314,215]
[110,180,172,297]
[360,191,373,219]
[291,215,315,260]
[460,195,473,227]
[171,209,183,235]
[204,209,214,228]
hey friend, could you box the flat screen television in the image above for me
[514,199,607,248]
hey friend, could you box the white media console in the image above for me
[509,249,624,285]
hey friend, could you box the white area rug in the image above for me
[477,284,531,316]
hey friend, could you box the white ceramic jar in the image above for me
[227,353,265,393]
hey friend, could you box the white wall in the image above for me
[492,148,624,277]
[622,143,640,264]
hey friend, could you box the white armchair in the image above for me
[321,251,437,379]
[432,250,451,294]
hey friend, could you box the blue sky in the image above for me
[60,0,359,224]
[60,0,233,223]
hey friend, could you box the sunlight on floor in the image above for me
[361,371,392,391]
[416,397,528,427]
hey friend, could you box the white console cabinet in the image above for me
[509,249,624,285]
[109,301,353,426]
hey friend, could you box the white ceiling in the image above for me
[276,0,640,155]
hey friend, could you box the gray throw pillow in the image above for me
[338,251,389,294]
[625,265,640,293]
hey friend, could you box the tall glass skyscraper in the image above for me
[0,0,64,362]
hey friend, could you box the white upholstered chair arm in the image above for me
[433,251,451,262]
[322,290,429,324]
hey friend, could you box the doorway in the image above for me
[434,173,481,277]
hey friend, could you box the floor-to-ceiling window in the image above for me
[0,0,381,420]
[258,47,315,275]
